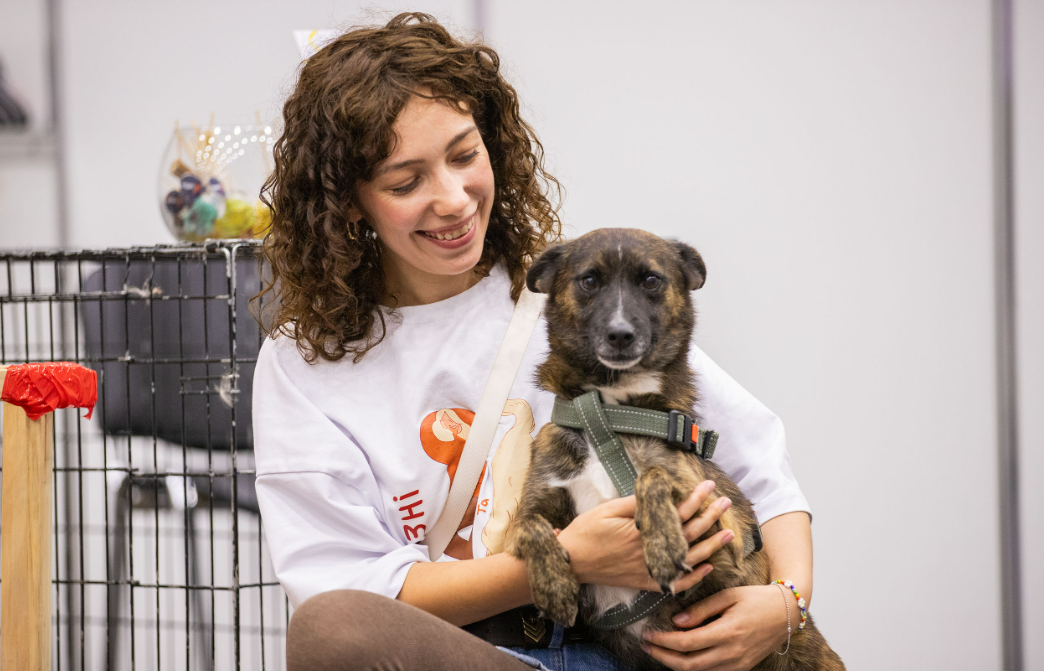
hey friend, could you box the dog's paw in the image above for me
[642,525,690,593]
[634,466,691,592]
[531,565,581,628]
[533,575,579,627]
[526,538,580,626]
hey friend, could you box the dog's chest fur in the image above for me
[548,435,643,626]
[548,373,666,624]
[551,370,663,508]
[552,371,663,514]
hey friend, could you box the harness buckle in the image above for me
[667,410,698,454]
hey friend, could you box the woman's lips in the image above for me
[417,215,477,249]
[420,215,475,241]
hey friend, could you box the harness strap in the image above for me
[570,391,667,628]
[562,391,758,630]
[589,592,670,630]
[552,397,718,460]
[571,391,638,496]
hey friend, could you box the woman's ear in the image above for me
[526,244,567,294]
[345,205,369,239]
[674,241,707,291]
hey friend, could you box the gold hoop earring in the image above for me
[346,217,366,240]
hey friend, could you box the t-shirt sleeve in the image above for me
[690,346,812,525]
[253,338,429,608]
[255,472,429,607]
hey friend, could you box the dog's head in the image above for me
[527,228,705,384]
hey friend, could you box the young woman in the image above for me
[254,13,813,671]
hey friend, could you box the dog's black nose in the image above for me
[606,327,635,349]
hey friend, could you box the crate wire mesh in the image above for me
[0,241,289,670]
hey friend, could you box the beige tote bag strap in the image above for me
[421,288,546,560]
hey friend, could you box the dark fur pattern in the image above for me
[506,229,844,671]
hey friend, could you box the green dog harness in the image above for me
[551,394,719,463]
[550,391,757,630]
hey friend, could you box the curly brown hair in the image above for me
[258,12,562,363]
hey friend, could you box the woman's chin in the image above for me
[439,246,485,278]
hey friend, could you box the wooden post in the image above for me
[0,366,54,671]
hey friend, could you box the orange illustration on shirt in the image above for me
[419,408,484,559]
[420,408,476,484]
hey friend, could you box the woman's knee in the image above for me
[288,590,397,671]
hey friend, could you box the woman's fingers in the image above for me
[641,642,720,671]
[671,589,735,628]
[677,481,715,522]
[641,615,733,671]
[670,562,713,593]
[685,528,734,568]
[669,528,734,592]
[644,617,724,654]
[682,495,732,543]
[601,494,638,517]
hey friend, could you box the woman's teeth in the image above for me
[422,217,473,241]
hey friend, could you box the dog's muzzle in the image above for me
[596,324,647,369]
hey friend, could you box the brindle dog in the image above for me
[505,229,844,670]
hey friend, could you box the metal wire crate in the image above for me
[0,241,288,670]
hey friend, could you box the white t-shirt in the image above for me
[253,265,810,609]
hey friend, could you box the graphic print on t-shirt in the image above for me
[419,408,484,558]
[417,401,536,559]
[481,399,534,555]
[420,408,476,483]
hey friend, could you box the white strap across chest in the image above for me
[421,288,545,560]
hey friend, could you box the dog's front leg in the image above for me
[507,425,585,626]
[511,508,580,626]
[635,466,690,593]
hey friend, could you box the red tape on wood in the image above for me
[1,362,97,420]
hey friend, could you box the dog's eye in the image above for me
[579,275,598,291]
[642,275,661,290]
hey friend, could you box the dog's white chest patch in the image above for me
[550,441,618,514]
[581,368,661,406]
[586,371,663,405]
[548,438,643,618]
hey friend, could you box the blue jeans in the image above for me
[499,623,630,671]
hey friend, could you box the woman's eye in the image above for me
[642,275,661,290]
[579,275,598,291]
[390,178,419,195]
[455,149,480,163]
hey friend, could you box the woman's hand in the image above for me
[641,584,789,671]
[556,480,735,593]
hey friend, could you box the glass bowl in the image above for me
[159,123,275,241]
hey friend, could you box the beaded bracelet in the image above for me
[772,580,808,631]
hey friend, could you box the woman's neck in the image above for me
[380,256,482,308]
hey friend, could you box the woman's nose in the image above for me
[430,167,471,217]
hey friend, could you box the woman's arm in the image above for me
[762,511,813,606]
[399,484,734,626]
[641,512,813,671]
[397,553,532,626]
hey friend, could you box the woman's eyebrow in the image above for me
[445,126,478,150]
[377,126,479,176]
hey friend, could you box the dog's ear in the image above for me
[674,242,707,290]
[527,244,567,294]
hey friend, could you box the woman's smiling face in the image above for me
[355,95,495,306]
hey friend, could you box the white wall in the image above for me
[0,0,51,130]
[485,1,1008,669]
[0,0,61,248]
